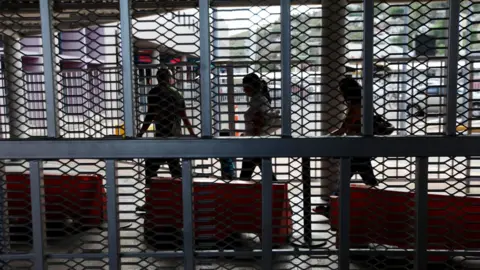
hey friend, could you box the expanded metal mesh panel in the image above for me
[53,10,123,138]
[0,0,479,270]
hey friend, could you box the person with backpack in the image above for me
[238,73,278,181]
[315,77,393,216]
[136,68,195,213]
[333,77,378,186]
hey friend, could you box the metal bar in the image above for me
[29,161,46,270]
[23,247,480,261]
[280,0,292,137]
[466,63,475,194]
[132,55,480,68]
[0,0,453,12]
[212,9,221,136]
[123,249,332,258]
[198,248,480,257]
[182,159,195,269]
[40,0,59,137]
[226,66,235,135]
[0,161,7,254]
[121,252,184,258]
[415,157,428,269]
[362,0,375,136]
[398,6,410,136]
[212,54,480,65]
[199,0,213,138]
[106,160,120,269]
[2,136,480,159]
[338,158,351,270]
[0,104,7,253]
[0,254,35,261]
[261,158,273,268]
[319,0,347,199]
[119,0,135,137]
[3,35,28,139]
[302,157,312,243]
[47,254,108,259]
[445,0,461,136]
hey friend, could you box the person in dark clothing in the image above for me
[136,68,195,213]
[315,77,378,216]
[333,77,377,186]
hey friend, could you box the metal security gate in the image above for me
[0,0,480,269]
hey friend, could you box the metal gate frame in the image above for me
[0,0,474,270]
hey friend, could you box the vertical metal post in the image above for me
[0,117,7,253]
[212,9,221,135]
[319,0,347,199]
[40,0,59,137]
[300,71,305,137]
[119,0,135,137]
[415,157,428,270]
[3,35,29,139]
[181,55,188,92]
[399,7,410,136]
[53,33,66,137]
[261,158,273,268]
[280,0,292,137]
[106,160,120,269]
[226,66,235,134]
[199,0,213,138]
[182,160,195,269]
[466,62,474,194]
[338,158,351,270]
[362,0,374,136]
[0,160,7,254]
[29,161,46,269]
[302,157,312,243]
[445,0,461,136]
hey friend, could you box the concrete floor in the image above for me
[3,160,480,269]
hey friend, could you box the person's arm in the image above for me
[330,122,346,136]
[178,98,195,136]
[329,107,349,136]
[137,96,155,137]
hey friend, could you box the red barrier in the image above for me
[330,184,480,262]
[6,173,106,233]
[144,178,293,248]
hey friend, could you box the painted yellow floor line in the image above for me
[115,124,155,137]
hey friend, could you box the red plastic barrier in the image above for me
[145,178,293,246]
[330,184,480,262]
[6,173,106,228]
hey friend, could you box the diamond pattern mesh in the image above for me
[0,0,479,269]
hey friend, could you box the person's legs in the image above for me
[166,158,182,178]
[314,161,354,217]
[145,159,162,188]
[137,159,162,213]
[352,158,377,186]
[239,158,257,180]
[240,158,277,181]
